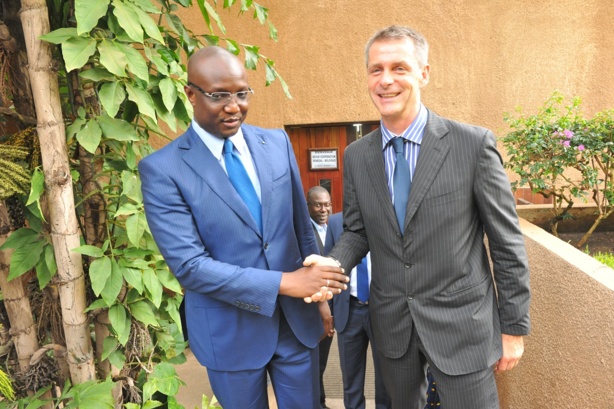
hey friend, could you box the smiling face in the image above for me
[185,48,250,139]
[367,38,430,134]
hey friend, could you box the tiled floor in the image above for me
[175,337,378,408]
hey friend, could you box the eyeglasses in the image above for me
[308,202,332,210]
[188,82,254,105]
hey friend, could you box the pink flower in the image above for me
[563,129,574,139]
[563,140,571,147]
[578,144,585,151]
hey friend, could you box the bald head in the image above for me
[187,46,247,86]
[185,46,250,138]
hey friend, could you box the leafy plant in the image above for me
[0,0,283,406]
[503,91,614,247]
[594,251,614,269]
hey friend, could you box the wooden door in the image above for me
[286,122,379,213]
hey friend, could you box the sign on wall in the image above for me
[309,148,339,170]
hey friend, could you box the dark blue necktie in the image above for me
[391,137,411,234]
[356,256,369,303]
[223,139,262,232]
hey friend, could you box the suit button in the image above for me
[235,300,241,307]
[263,243,269,250]
[255,306,261,312]
[407,294,414,300]
[405,263,411,269]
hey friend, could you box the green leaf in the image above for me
[122,267,144,294]
[151,92,177,132]
[6,232,38,260]
[63,379,116,409]
[253,3,268,24]
[129,300,158,327]
[151,362,183,396]
[144,47,168,76]
[101,260,124,306]
[268,21,278,42]
[76,119,102,154]
[243,45,259,70]
[44,243,57,276]
[115,43,149,83]
[195,0,212,32]
[75,0,110,35]
[108,349,126,369]
[84,298,109,312]
[206,0,227,33]
[35,246,54,289]
[112,0,143,43]
[79,67,116,82]
[142,401,164,409]
[156,268,182,294]
[125,82,157,121]
[90,256,112,297]
[99,82,125,117]
[39,28,78,44]
[121,170,142,202]
[143,268,163,308]
[133,5,165,43]
[109,303,128,339]
[159,78,177,112]
[225,39,239,55]
[101,336,118,361]
[66,117,86,141]
[98,39,127,77]
[72,244,105,258]
[62,36,97,72]
[8,240,45,281]
[115,203,138,217]
[25,168,45,207]
[131,0,161,14]
[96,115,139,141]
[126,213,147,247]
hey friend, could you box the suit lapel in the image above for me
[180,127,261,236]
[404,111,450,226]
[364,130,401,233]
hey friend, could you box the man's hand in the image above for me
[494,334,524,373]
[279,262,347,300]
[302,255,346,302]
[318,301,334,341]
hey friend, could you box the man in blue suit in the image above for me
[139,46,347,409]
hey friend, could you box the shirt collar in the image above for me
[380,104,428,150]
[191,119,247,160]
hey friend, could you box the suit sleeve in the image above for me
[474,130,531,335]
[138,154,281,318]
[329,147,370,270]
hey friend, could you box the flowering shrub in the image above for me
[503,91,614,248]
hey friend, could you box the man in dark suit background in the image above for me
[307,186,337,409]
[139,46,347,409]
[330,210,392,409]
[306,25,531,409]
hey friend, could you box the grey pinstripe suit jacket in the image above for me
[329,110,531,376]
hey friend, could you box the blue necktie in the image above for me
[223,139,262,232]
[391,137,411,234]
[356,256,369,303]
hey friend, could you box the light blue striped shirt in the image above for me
[381,104,428,202]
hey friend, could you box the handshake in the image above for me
[280,255,349,303]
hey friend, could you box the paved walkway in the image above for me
[176,336,378,408]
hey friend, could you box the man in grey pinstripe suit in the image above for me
[306,25,531,408]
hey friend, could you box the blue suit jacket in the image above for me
[139,124,322,371]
